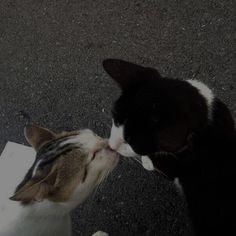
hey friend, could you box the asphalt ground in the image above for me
[0,0,235,235]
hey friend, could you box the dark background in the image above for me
[0,0,235,235]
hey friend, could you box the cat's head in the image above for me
[10,124,119,206]
[103,59,213,158]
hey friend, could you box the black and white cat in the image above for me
[103,59,236,236]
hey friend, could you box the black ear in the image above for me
[103,59,160,90]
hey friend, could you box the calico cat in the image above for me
[0,124,118,236]
[103,59,236,236]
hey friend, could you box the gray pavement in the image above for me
[0,0,235,235]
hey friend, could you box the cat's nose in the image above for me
[108,140,115,150]
[107,145,116,151]
[108,138,123,151]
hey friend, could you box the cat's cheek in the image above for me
[109,121,124,150]
[116,143,138,157]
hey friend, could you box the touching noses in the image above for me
[108,138,123,151]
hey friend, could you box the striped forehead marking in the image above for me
[33,135,81,175]
[14,134,83,194]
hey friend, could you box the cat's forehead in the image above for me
[35,134,81,170]
[14,129,97,193]
[35,129,98,170]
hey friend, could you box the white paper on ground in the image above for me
[0,142,36,198]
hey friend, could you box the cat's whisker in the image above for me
[122,155,165,178]
[121,155,139,165]
[91,170,111,201]
[132,157,158,177]
[132,156,142,165]
[90,180,103,201]
[98,171,110,190]
[92,185,100,199]
[152,167,170,179]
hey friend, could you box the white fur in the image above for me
[174,177,183,194]
[0,143,74,236]
[109,121,125,150]
[92,231,109,236]
[0,139,117,236]
[109,121,137,157]
[187,80,214,119]
[116,143,138,157]
[32,130,101,177]
[141,156,154,171]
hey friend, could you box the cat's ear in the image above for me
[24,124,56,150]
[10,165,58,202]
[103,59,160,90]
[9,180,54,202]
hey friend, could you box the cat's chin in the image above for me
[93,147,120,170]
[95,147,119,159]
[115,143,138,157]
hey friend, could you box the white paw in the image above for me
[92,231,109,236]
[141,155,154,171]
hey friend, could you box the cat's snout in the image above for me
[92,139,109,155]
[107,145,116,152]
[108,139,123,151]
[97,139,108,148]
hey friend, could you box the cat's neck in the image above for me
[1,193,74,219]
[0,198,72,236]
[177,122,236,185]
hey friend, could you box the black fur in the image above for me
[103,59,236,235]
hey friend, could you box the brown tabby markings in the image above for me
[10,125,118,203]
